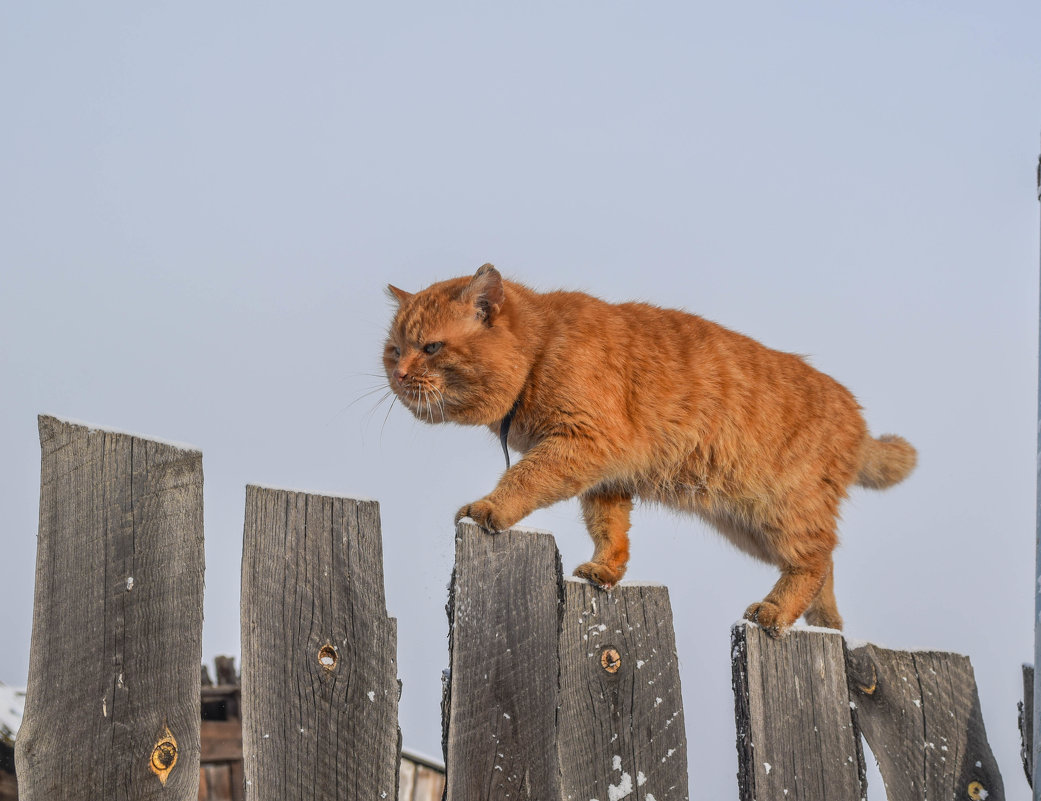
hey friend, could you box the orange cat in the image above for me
[383,264,915,636]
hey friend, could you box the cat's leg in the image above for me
[573,489,633,589]
[454,437,608,532]
[803,558,843,630]
[743,538,834,638]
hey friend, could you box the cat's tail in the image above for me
[855,434,917,489]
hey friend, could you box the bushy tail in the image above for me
[855,434,917,489]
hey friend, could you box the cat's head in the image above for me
[383,264,526,426]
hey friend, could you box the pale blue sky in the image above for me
[2,2,1039,797]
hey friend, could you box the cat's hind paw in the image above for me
[743,601,791,639]
[455,499,505,532]
[573,561,625,590]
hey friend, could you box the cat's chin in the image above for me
[397,393,452,424]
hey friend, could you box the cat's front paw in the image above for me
[455,499,506,532]
[743,601,791,639]
[573,561,625,590]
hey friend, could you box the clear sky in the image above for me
[2,2,1039,798]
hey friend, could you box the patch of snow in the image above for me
[764,762,772,774]
[499,523,555,536]
[790,624,843,635]
[247,483,379,503]
[608,771,633,801]
[44,415,201,452]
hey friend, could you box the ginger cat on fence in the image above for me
[383,264,915,637]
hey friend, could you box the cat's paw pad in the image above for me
[455,500,504,532]
[573,561,625,590]
[743,601,791,639]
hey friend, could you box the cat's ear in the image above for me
[386,284,412,305]
[461,263,505,322]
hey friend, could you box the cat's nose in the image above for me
[393,368,408,385]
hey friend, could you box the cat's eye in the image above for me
[390,346,401,358]
[423,342,444,355]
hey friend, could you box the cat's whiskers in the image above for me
[379,393,398,441]
[420,386,431,423]
[347,383,396,411]
[429,385,447,423]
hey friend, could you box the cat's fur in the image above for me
[384,264,916,636]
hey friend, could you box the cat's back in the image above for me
[520,283,861,431]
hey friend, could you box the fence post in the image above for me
[15,416,205,800]
[240,487,399,801]
[444,522,563,800]
[445,523,691,800]
[846,643,1004,801]
[731,622,865,801]
[558,579,689,800]
[1023,664,1035,788]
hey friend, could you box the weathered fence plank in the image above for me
[731,622,865,801]
[16,416,205,800]
[240,487,399,801]
[559,579,689,801]
[1022,664,1034,788]
[846,643,1004,801]
[445,523,563,800]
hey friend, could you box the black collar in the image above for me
[498,392,523,469]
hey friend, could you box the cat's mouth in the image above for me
[395,382,450,424]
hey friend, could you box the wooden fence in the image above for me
[5,416,1022,800]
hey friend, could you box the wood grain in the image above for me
[240,487,399,801]
[847,643,1004,801]
[559,579,689,801]
[444,522,563,800]
[732,623,865,801]
[16,416,204,800]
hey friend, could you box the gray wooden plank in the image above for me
[444,522,563,800]
[731,622,865,801]
[240,487,399,801]
[15,416,204,800]
[1021,664,1034,789]
[847,643,1004,801]
[559,579,689,801]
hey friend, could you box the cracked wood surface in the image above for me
[731,623,865,801]
[16,416,204,801]
[847,643,1003,801]
[240,487,399,801]
[444,523,563,801]
[558,580,689,801]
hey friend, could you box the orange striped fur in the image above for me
[384,264,915,636]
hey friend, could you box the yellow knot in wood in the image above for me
[967,780,987,800]
[149,725,178,786]
[318,643,338,671]
[600,647,621,674]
